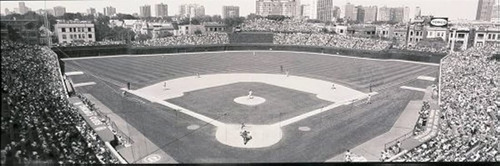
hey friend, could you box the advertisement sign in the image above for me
[430,17,449,27]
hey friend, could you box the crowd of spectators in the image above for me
[381,141,402,161]
[53,40,126,47]
[413,101,432,136]
[132,33,229,47]
[242,18,447,53]
[305,33,334,46]
[393,44,449,54]
[1,41,119,164]
[274,33,391,51]
[274,33,310,45]
[396,44,500,162]
[241,18,322,33]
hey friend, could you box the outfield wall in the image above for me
[53,44,446,63]
[52,45,129,58]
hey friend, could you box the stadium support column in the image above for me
[450,28,457,53]
[463,32,469,50]
[405,25,410,46]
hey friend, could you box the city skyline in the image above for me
[1,0,497,20]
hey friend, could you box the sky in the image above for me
[1,0,497,20]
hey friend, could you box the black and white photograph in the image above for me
[1,0,499,164]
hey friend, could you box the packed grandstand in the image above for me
[1,17,499,164]
[1,41,120,164]
[53,18,449,54]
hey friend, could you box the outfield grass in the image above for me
[65,51,438,92]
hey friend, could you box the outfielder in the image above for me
[366,94,372,104]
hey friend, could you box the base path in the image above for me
[126,73,372,149]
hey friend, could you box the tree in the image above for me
[246,13,262,20]
[224,17,245,28]
[372,21,399,25]
[7,25,23,41]
[211,15,223,23]
[417,37,446,49]
[163,16,174,22]
[114,13,138,21]
[25,22,35,29]
[136,33,151,42]
[190,18,201,25]
[22,11,39,20]
[266,15,288,21]
[307,19,322,23]
[60,12,85,20]
[178,18,190,25]
[321,28,329,33]
[197,15,213,22]
[194,30,202,35]
[46,14,58,31]
[178,17,201,25]
[110,26,136,41]
[3,13,23,20]
[336,18,345,23]
[94,16,112,41]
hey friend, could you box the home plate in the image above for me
[215,124,282,148]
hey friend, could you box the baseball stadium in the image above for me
[2,17,499,164]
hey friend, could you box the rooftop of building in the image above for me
[55,20,93,24]
[203,22,227,27]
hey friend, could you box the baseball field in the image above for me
[63,51,438,163]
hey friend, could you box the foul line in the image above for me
[123,88,224,127]
[276,103,342,127]
[156,100,225,127]
[276,92,378,127]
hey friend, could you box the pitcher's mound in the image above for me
[233,96,266,106]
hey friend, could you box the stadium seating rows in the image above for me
[131,33,229,47]
[274,33,392,51]
[396,44,500,162]
[1,41,119,164]
[53,40,126,47]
